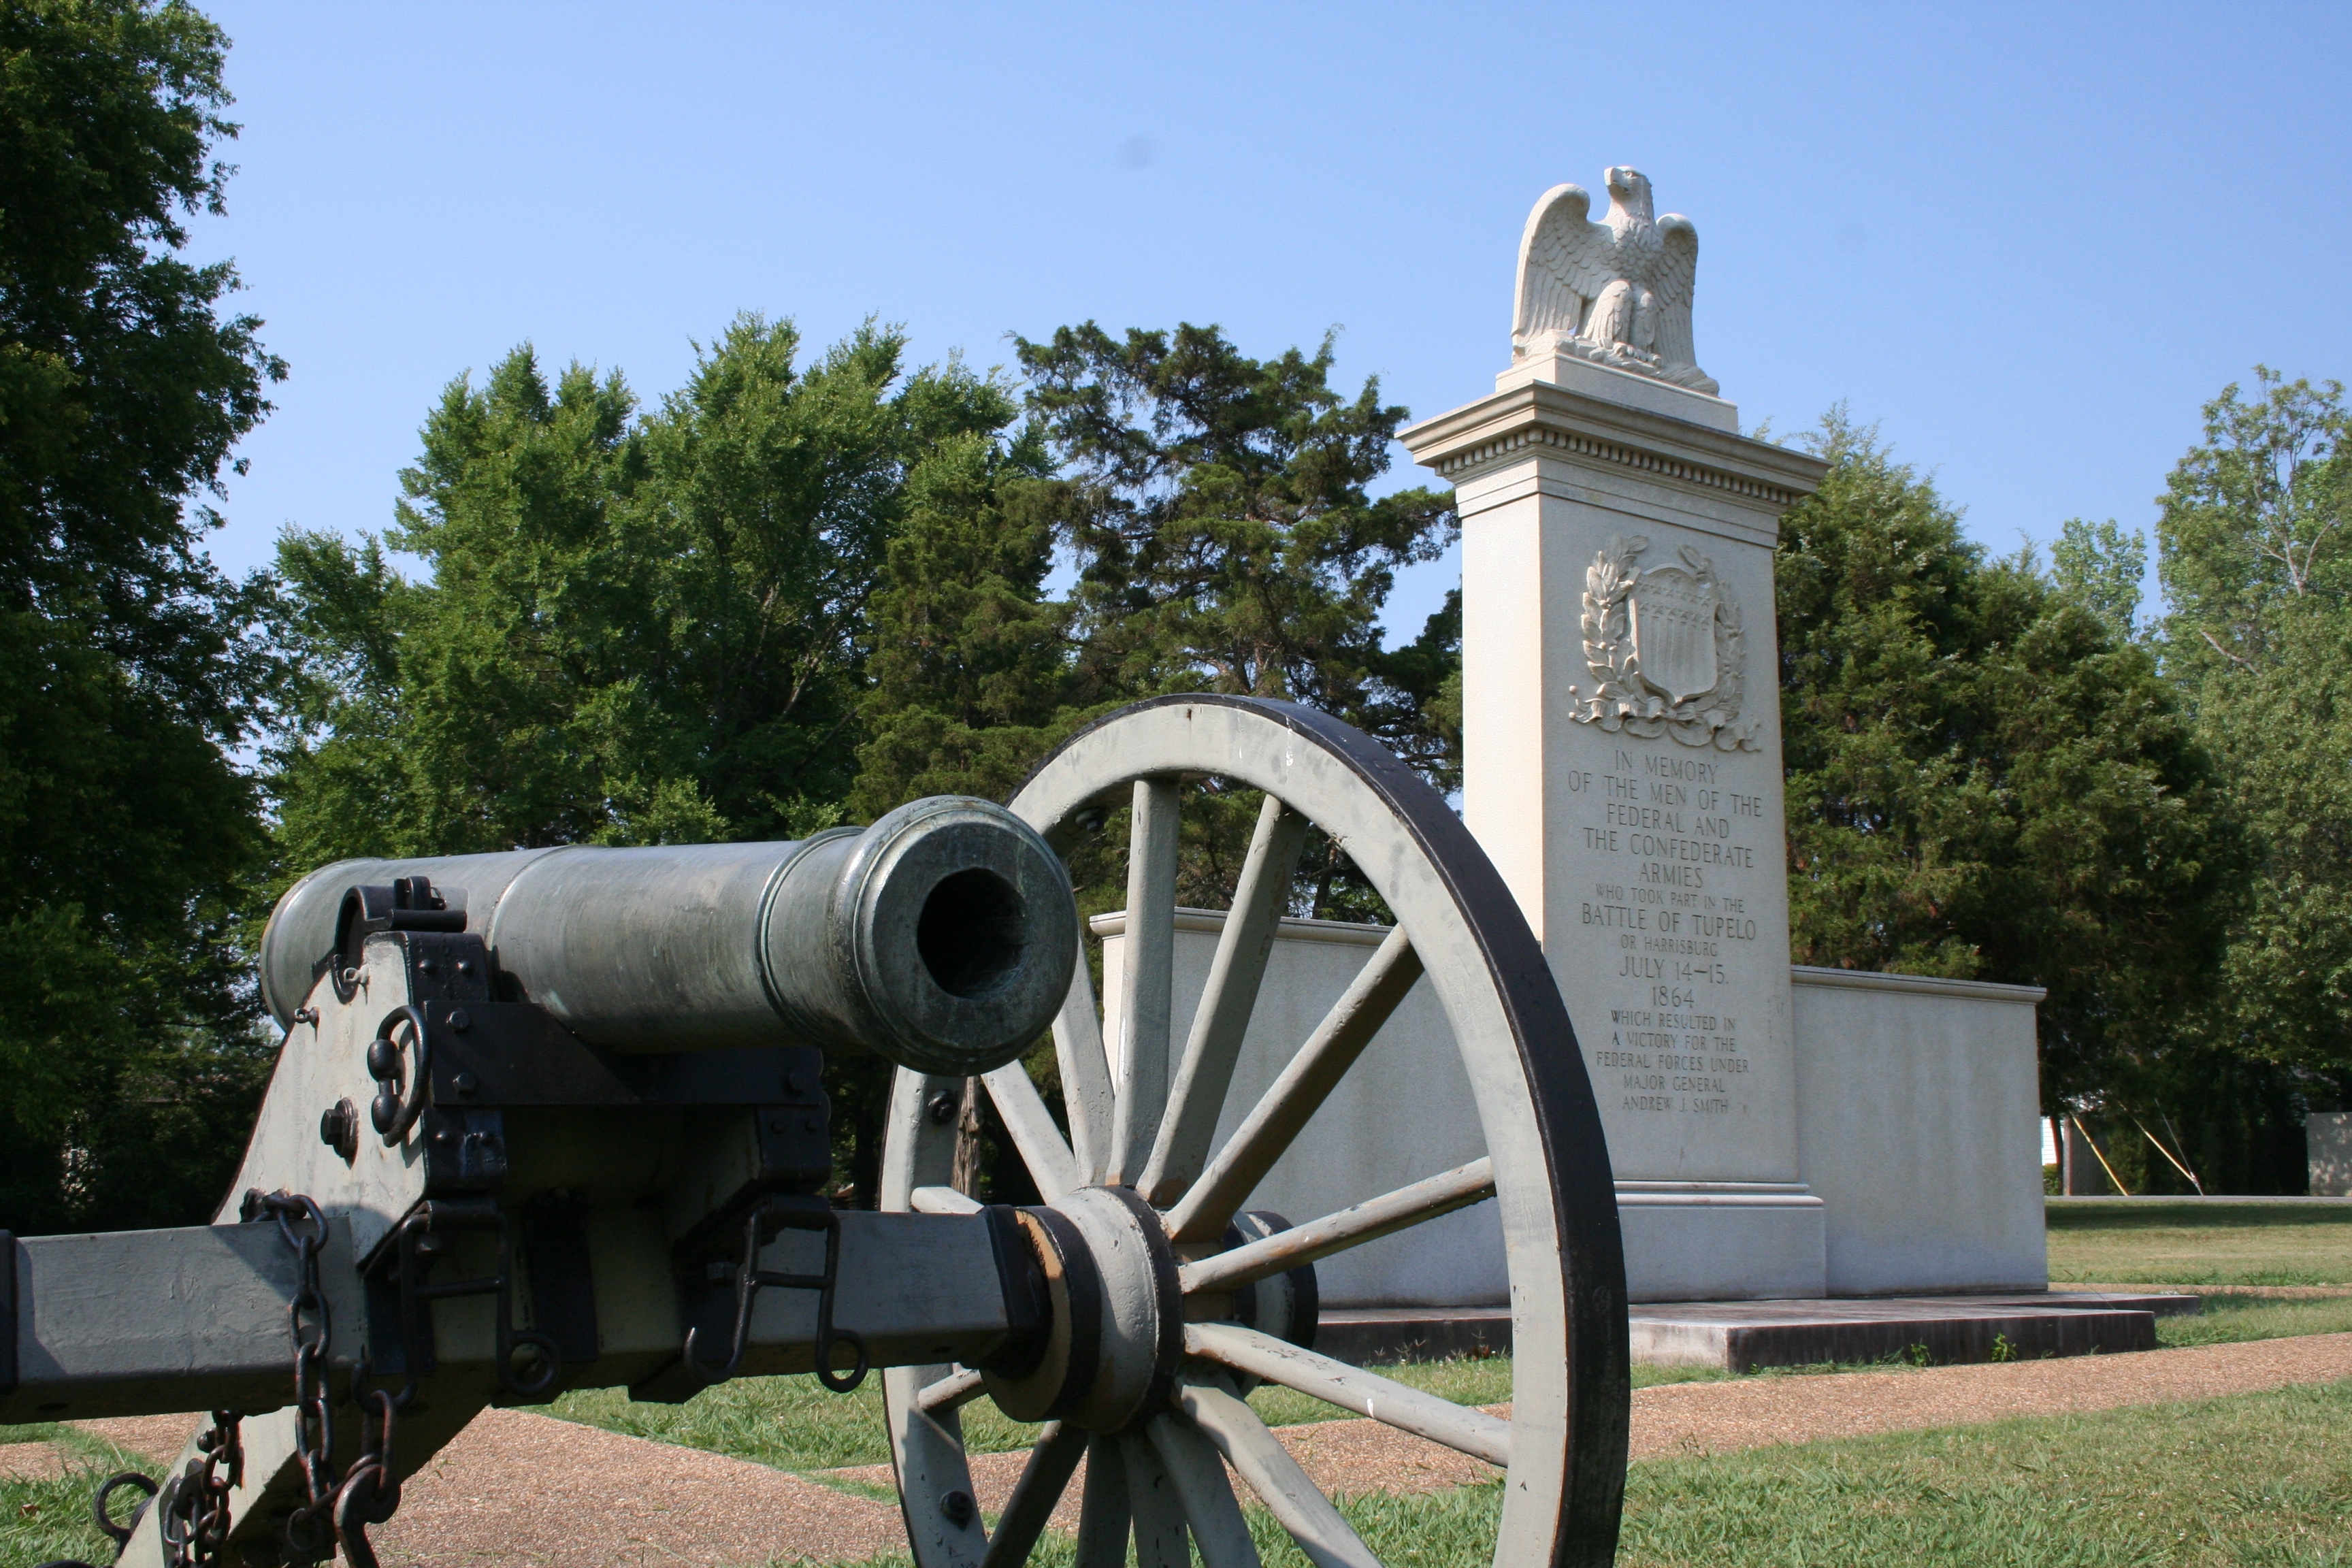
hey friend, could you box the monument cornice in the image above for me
[1399,382,1829,511]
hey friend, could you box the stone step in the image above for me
[1317,1291,2199,1370]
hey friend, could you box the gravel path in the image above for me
[36,1333,2352,1565]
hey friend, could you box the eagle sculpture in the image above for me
[1512,167,1718,395]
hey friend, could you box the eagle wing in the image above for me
[1513,184,1616,350]
[1650,213,1701,370]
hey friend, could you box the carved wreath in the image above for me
[1569,534,1759,751]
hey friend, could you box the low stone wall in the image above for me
[1791,967,2048,1295]
[1099,912,2048,1305]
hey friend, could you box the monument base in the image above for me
[1318,1291,2196,1369]
[1616,1182,1827,1302]
[1492,351,1740,431]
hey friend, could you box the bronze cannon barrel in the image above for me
[258,797,1077,1077]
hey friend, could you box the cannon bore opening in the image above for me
[917,868,1026,999]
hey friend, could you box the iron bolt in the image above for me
[455,959,474,975]
[418,958,438,975]
[805,1115,821,1132]
[455,1071,478,1096]
[449,1009,472,1032]
[318,1100,359,1161]
[940,1490,975,1527]
[927,1092,957,1125]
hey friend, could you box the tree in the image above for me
[273,317,1017,862]
[2158,370,2352,1094]
[272,316,1023,1207]
[2048,517,2148,643]
[1778,412,2238,1117]
[849,421,1066,817]
[1007,322,1459,920]
[0,0,283,1232]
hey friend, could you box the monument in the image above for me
[1106,168,2051,1310]
[1401,165,1831,1298]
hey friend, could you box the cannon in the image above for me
[3,698,1629,1568]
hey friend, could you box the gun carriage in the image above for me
[3,697,1629,1568]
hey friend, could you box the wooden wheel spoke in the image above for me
[915,1366,985,1412]
[1165,926,1425,1243]
[980,1422,1088,1568]
[1141,794,1311,1206]
[983,1062,1081,1201]
[910,1186,982,1215]
[1112,778,1183,1185]
[1176,1375,1383,1568]
[1121,1428,1190,1568]
[1178,1158,1494,1292]
[1145,1411,1262,1568]
[1075,1433,1132,1568]
[1186,1323,1512,1466]
[1054,949,1116,1183]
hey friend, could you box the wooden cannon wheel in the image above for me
[879,696,1629,1568]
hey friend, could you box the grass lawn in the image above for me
[0,1422,165,1567]
[2048,1200,2352,1286]
[1612,1377,2352,1567]
[2158,1290,2352,1347]
[797,1378,2352,1568]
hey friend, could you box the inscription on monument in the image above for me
[1570,745,1769,1119]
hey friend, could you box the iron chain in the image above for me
[246,1189,402,1568]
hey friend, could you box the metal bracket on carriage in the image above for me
[370,1198,563,1407]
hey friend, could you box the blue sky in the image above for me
[191,1,2352,640]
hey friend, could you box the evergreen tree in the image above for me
[849,421,1065,816]
[1007,322,1459,919]
[1779,413,2238,1115]
[0,0,284,1231]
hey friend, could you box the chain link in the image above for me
[246,1189,402,1568]
[158,1410,243,1567]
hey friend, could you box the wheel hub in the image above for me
[981,1185,1180,1431]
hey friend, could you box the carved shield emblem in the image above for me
[1628,566,1718,704]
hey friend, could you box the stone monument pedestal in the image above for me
[1402,372,1833,1301]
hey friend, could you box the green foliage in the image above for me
[1010,323,1457,766]
[272,318,1017,864]
[2159,368,2351,670]
[1778,412,2238,1108]
[849,421,1064,816]
[2158,371,2352,1090]
[2048,516,2147,640]
[0,0,281,1232]
[998,323,1460,930]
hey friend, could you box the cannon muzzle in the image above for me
[259,797,1077,1076]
